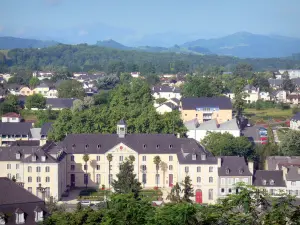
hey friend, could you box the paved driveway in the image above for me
[242,125,263,143]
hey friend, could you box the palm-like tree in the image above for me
[82,154,90,189]
[153,156,161,188]
[107,153,113,190]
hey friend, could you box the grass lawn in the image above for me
[244,108,293,124]
[20,110,38,121]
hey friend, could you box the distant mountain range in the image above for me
[2,32,300,58]
[0,36,58,49]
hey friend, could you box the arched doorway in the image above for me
[195,189,202,204]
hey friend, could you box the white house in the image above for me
[73,72,88,77]
[151,86,181,100]
[156,102,178,115]
[259,92,270,101]
[185,118,240,142]
[1,112,22,123]
[290,112,300,130]
[32,71,54,80]
[279,70,300,79]
[243,85,260,103]
[131,72,140,78]
[271,90,287,103]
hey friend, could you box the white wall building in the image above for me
[151,86,181,100]
[185,118,240,142]
[1,113,22,123]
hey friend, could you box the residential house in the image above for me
[0,122,33,146]
[278,70,300,79]
[0,177,48,224]
[73,72,88,77]
[131,72,140,78]
[156,102,178,115]
[0,142,67,201]
[271,90,287,103]
[40,123,52,145]
[181,97,233,124]
[290,112,300,130]
[46,98,76,110]
[46,88,58,98]
[286,93,300,104]
[151,86,181,100]
[2,113,22,123]
[33,83,50,96]
[0,73,12,82]
[19,86,33,96]
[253,170,286,196]
[259,92,270,101]
[32,71,54,80]
[268,79,283,89]
[8,84,21,96]
[185,118,240,142]
[218,156,253,198]
[243,85,260,103]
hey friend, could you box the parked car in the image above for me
[258,127,267,131]
[81,200,91,206]
[260,137,268,141]
[261,141,268,145]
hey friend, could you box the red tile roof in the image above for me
[2,112,21,118]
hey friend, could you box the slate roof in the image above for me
[266,156,300,170]
[181,97,232,110]
[62,133,204,156]
[30,128,41,139]
[185,118,239,131]
[268,79,283,86]
[285,166,300,181]
[0,122,32,135]
[244,85,257,92]
[0,178,47,225]
[170,98,180,105]
[152,86,181,93]
[253,170,286,187]
[41,123,53,136]
[292,78,300,86]
[218,156,252,176]
[162,102,178,110]
[46,98,76,109]
[36,83,49,88]
[291,112,300,121]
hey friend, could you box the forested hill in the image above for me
[0,44,300,73]
[0,36,58,49]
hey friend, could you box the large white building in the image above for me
[151,86,181,100]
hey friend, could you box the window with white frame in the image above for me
[209,189,213,200]
[119,156,123,162]
[28,176,32,182]
[209,166,213,172]
[169,165,173,171]
[221,178,225,185]
[15,212,25,224]
[7,164,11,170]
[96,156,100,161]
[142,156,146,161]
[235,178,239,184]
[16,164,19,170]
[292,181,296,186]
[35,210,43,222]
[7,173,11,179]
[220,188,225,194]
[45,177,50,182]
[45,166,50,172]
[185,166,189,173]
[209,177,213,183]
[36,176,41,183]
[96,174,101,184]
[28,187,32,193]
[228,178,232,185]
[169,156,173,161]
[36,166,41,172]
[28,166,32,173]
[228,188,232,194]
[197,166,201,172]
[16,173,20,180]
[197,177,201,183]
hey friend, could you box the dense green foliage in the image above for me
[0,94,19,115]
[25,94,46,109]
[201,132,254,158]
[57,80,85,99]
[48,80,187,141]
[2,44,300,74]
[279,130,300,156]
[43,184,300,225]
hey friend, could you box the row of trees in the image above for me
[2,44,300,74]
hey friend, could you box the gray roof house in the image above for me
[253,170,286,187]
[46,98,76,110]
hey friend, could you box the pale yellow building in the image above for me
[181,97,233,124]
[19,86,33,96]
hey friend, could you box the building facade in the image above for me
[181,97,233,124]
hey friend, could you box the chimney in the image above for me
[248,161,254,174]
[217,157,222,167]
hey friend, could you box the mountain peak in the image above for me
[96,39,129,49]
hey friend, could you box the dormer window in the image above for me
[15,209,24,224]
[16,153,21,160]
[143,144,147,149]
[226,168,230,174]
[32,155,37,162]
[85,144,88,149]
[34,206,43,222]
[72,144,76,148]
[201,154,206,161]
[156,145,160,149]
[41,156,46,162]
[97,144,101,149]
[169,144,173,149]
[239,169,244,174]
[192,154,197,160]
[270,179,275,185]
[262,179,267,185]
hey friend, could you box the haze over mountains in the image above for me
[1,32,300,58]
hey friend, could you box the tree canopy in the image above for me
[57,80,85,99]
[279,130,300,156]
[25,94,46,110]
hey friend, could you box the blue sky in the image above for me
[1,0,300,45]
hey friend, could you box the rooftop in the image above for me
[2,112,21,118]
[181,97,232,110]
[253,170,285,187]
[185,118,239,131]
[218,156,252,176]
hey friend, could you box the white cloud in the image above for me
[78,30,88,36]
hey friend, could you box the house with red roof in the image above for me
[1,112,22,123]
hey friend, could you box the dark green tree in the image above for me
[181,176,194,203]
[111,159,141,197]
[57,80,85,99]
[166,182,181,203]
[29,77,40,89]
[25,94,46,109]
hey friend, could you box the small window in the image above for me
[192,154,197,160]
[96,156,100,161]
[71,156,75,161]
[16,164,19,170]
[119,156,123,162]
[96,174,101,184]
[96,165,100,170]
[228,188,232,193]
[197,177,201,183]
[7,164,11,170]
[141,165,147,171]
[269,179,275,185]
[197,166,201,172]
[7,173,11,179]
[221,188,225,193]
[32,155,37,161]
[169,165,173,171]
[209,166,213,172]
[45,166,50,172]
[226,169,230,174]
[262,179,267,185]
[292,181,296,186]
[28,176,32,182]
[185,166,189,173]
[28,166,32,173]
[46,177,50,182]
[208,189,213,200]
[209,177,213,183]
[28,187,32,193]
[16,153,21,160]
[36,176,41,183]
[169,156,173,161]
[97,144,101,149]
[142,156,146,161]
[143,144,147,148]
[201,154,206,160]
[41,156,46,162]
[156,145,160,149]
[239,169,244,174]
[71,165,75,171]
[36,167,41,172]
[72,144,76,149]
